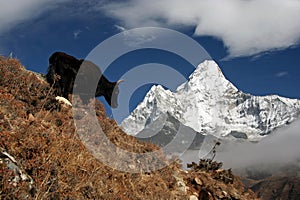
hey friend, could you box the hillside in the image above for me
[0,57,258,199]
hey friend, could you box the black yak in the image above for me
[46,52,123,108]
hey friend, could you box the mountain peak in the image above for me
[176,60,238,95]
[122,60,300,141]
[190,60,224,80]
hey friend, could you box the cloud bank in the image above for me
[181,119,300,175]
[216,119,300,170]
[102,0,300,58]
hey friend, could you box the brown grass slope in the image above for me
[0,57,259,199]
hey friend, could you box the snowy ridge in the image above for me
[121,60,300,141]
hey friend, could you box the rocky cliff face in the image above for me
[0,57,258,199]
[121,60,300,142]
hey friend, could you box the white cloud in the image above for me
[0,0,70,34]
[114,25,127,32]
[73,29,82,39]
[102,0,300,58]
[275,71,289,78]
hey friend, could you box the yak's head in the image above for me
[97,79,124,108]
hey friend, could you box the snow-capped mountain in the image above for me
[121,60,300,142]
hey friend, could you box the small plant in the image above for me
[187,159,223,172]
[211,141,221,161]
[186,141,234,184]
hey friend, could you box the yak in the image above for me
[46,52,123,108]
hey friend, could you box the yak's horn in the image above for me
[116,79,125,85]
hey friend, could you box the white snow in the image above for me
[121,60,300,141]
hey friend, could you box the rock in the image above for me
[0,147,34,190]
[28,113,35,122]
[222,190,228,197]
[189,194,198,200]
[194,177,203,186]
[128,164,135,170]
[177,180,187,193]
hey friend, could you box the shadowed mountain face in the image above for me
[134,111,252,152]
[135,112,208,152]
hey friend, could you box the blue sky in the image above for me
[0,0,299,122]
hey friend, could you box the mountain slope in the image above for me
[121,60,300,142]
[0,57,259,199]
[251,175,300,199]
